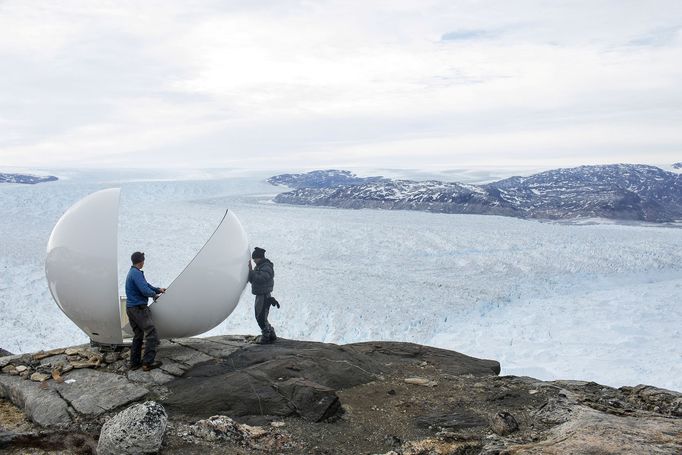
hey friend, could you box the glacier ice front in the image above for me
[45,188,250,344]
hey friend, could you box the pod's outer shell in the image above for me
[46,188,123,344]
[151,210,249,338]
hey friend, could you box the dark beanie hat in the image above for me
[131,251,145,264]
[252,247,266,259]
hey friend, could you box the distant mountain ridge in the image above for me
[268,164,682,222]
[0,173,58,184]
[267,169,388,188]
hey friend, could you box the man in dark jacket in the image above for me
[125,251,166,371]
[248,247,277,344]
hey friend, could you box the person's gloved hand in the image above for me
[267,296,280,309]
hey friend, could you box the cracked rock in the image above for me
[53,369,148,416]
[0,374,71,427]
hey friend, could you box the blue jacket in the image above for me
[125,267,160,307]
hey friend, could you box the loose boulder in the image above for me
[491,411,519,435]
[97,401,167,455]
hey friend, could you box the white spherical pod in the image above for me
[46,189,249,344]
[46,188,123,344]
[150,210,250,338]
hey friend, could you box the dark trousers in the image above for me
[254,294,276,340]
[126,305,159,366]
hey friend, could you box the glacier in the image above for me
[0,170,680,391]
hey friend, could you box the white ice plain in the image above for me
[0,170,680,391]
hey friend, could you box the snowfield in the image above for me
[0,170,680,391]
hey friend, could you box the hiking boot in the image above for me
[129,363,142,371]
[257,335,273,345]
[142,361,163,371]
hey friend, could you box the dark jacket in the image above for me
[125,267,160,307]
[249,259,274,295]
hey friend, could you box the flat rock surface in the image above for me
[0,375,71,427]
[161,339,500,420]
[53,369,148,416]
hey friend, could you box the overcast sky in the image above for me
[1,0,681,171]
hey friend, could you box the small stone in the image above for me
[270,421,286,428]
[15,365,28,373]
[20,371,31,379]
[65,348,80,356]
[52,369,63,382]
[85,351,105,363]
[69,360,98,369]
[491,411,519,436]
[32,351,48,361]
[387,389,397,395]
[62,364,74,374]
[243,424,268,439]
[30,372,51,382]
[529,389,539,395]
[32,348,65,361]
[404,377,438,387]
[2,365,19,376]
[104,352,120,363]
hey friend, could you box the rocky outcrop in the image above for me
[0,173,58,184]
[1,336,680,454]
[0,374,71,427]
[0,348,12,357]
[161,339,500,422]
[97,401,168,455]
[495,383,682,454]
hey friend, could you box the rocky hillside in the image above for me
[1,336,681,454]
[267,169,388,189]
[0,173,58,184]
[673,162,682,169]
[270,165,682,222]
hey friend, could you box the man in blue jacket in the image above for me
[125,251,166,371]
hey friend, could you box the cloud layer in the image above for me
[1,0,681,170]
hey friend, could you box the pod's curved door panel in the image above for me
[151,210,249,339]
[45,188,122,344]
